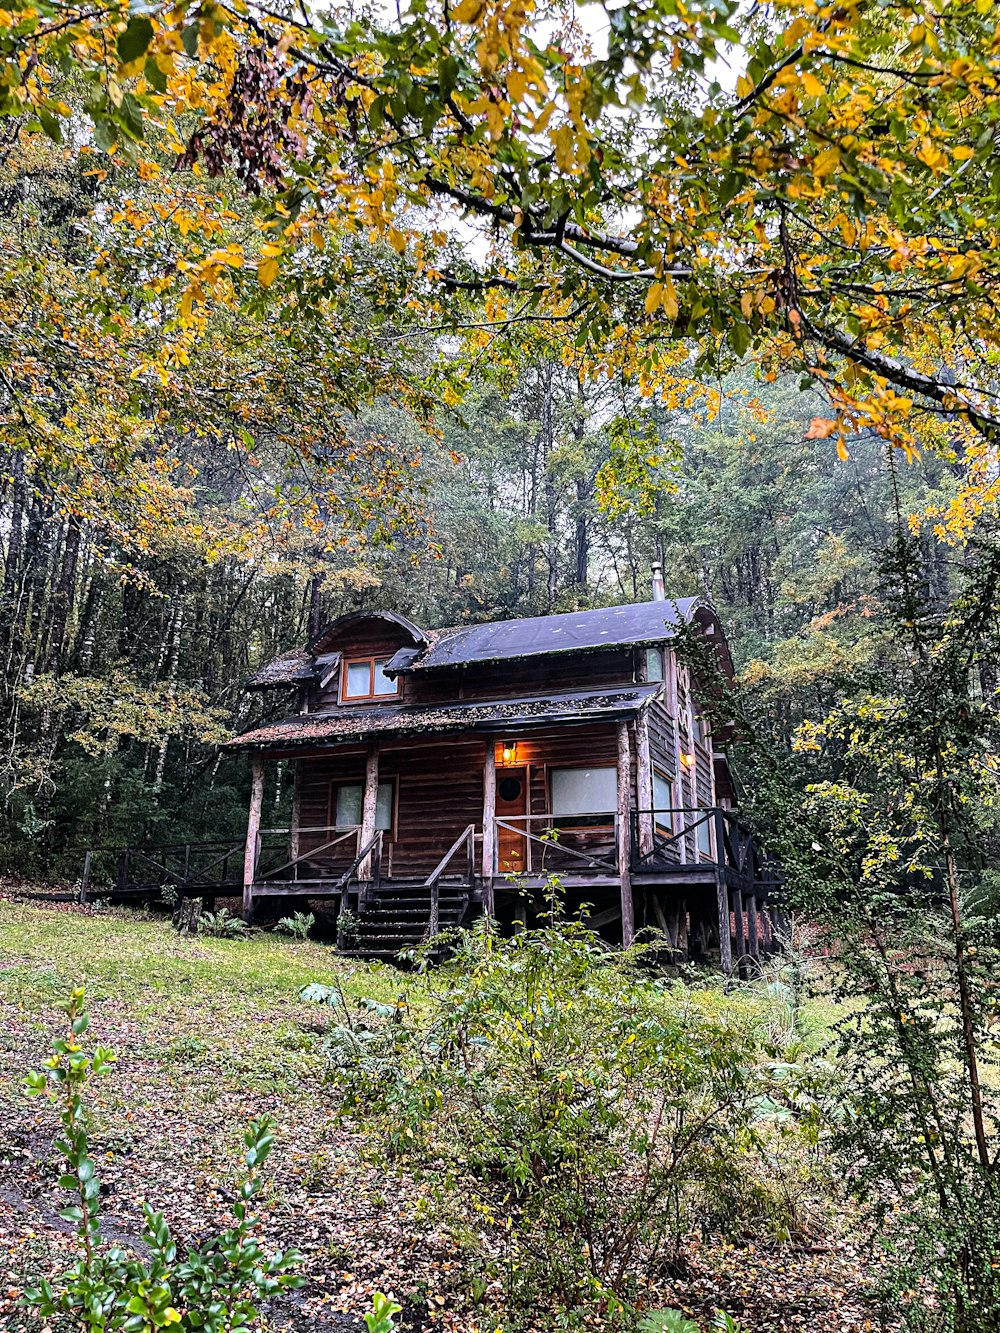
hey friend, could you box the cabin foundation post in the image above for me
[358,745,380,887]
[616,721,635,948]
[746,893,760,970]
[732,886,747,979]
[242,756,265,922]
[482,736,496,917]
[635,712,655,857]
[679,899,689,961]
[716,870,733,977]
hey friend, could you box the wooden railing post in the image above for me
[482,738,496,916]
[714,808,726,869]
[616,721,635,948]
[429,878,440,938]
[80,850,92,905]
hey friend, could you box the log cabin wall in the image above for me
[288,723,629,878]
[309,635,639,713]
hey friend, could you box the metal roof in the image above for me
[225,683,662,751]
[385,599,702,674]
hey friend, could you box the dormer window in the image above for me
[341,656,400,702]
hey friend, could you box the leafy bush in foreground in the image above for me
[23,987,303,1331]
[304,920,827,1327]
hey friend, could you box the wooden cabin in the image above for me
[217,572,783,971]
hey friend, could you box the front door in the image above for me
[496,767,528,874]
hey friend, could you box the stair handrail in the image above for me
[333,829,384,917]
[424,824,476,937]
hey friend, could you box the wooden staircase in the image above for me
[338,877,473,961]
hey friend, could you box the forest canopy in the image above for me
[0,0,995,865]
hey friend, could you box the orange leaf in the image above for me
[804,416,838,440]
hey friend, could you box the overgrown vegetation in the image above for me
[305,921,830,1327]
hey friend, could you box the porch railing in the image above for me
[492,814,619,876]
[631,806,783,893]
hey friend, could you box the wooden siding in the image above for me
[290,725,628,878]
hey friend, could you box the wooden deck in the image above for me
[80,807,784,973]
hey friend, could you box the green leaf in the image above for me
[117,16,154,64]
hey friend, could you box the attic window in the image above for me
[341,656,400,702]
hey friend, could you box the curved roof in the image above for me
[308,609,426,654]
[385,598,707,674]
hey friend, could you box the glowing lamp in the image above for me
[501,740,518,765]
[680,751,696,768]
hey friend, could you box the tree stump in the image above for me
[174,896,203,936]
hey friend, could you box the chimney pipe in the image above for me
[650,561,665,602]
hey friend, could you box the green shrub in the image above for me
[336,907,361,949]
[276,910,315,941]
[198,908,248,939]
[23,987,303,1331]
[305,918,825,1326]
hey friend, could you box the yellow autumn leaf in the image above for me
[451,0,487,21]
[661,275,679,320]
[800,70,824,97]
[740,289,754,319]
[257,256,280,287]
[388,227,407,254]
[644,282,663,315]
[812,146,840,177]
[551,124,576,172]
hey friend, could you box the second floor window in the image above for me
[341,656,399,701]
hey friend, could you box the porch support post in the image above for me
[482,736,496,916]
[716,869,733,977]
[616,721,635,948]
[289,760,301,873]
[359,745,379,881]
[242,756,265,921]
[635,711,655,857]
[746,893,760,968]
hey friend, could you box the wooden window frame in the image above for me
[329,777,397,836]
[651,766,674,836]
[547,765,617,834]
[339,655,400,703]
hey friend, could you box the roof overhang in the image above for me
[224,683,662,752]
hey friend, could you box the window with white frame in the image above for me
[644,646,665,682]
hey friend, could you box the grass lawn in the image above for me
[0,897,877,1333]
